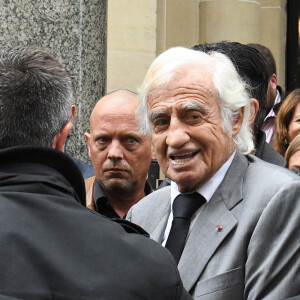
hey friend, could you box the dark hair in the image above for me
[192,41,268,137]
[0,47,73,149]
[247,43,276,79]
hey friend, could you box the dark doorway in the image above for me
[286,0,300,93]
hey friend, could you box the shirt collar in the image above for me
[264,90,281,120]
[93,178,107,203]
[170,150,235,204]
[93,179,120,218]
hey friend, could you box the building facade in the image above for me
[107,0,288,93]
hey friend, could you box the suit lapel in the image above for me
[178,151,249,291]
[150,210,170,243]
[147,188,171,243]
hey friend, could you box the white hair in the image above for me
[136,46,254,154]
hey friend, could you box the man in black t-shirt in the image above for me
[85,89,155,218]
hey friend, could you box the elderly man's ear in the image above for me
[231,99,258,136]
[249,98,259,128]
[52,105,76,152]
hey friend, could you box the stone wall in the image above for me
[0,0,107,162]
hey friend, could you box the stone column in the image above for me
[260,0,287,89]
[0,0,107,162]
[107,0,156,93]
[199,0,262,43]
[197,0,287,89]
[157,0,200,51]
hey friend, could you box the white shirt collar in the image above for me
[264,90,281,120]
[161,151,236,246]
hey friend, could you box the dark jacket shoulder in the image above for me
[0,146,190,300]
[255,130,286,167]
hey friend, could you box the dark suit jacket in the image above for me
[127,150,300,299]
[0,146,191,300]
[255,130,286,167]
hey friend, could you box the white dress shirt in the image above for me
[162,151,235,246]
[261,90,281,143]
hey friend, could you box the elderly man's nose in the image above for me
[166,119,189,148]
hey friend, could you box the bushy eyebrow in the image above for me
[180,101,211,114]
[149,109,169,123]
[149,102,211,123]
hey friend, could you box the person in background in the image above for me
[273,88,300,156]
[84,89,154,218]
[127,46,300,299]
[247,43,284,143]
[285,133,300,174]
[0,47,191,300]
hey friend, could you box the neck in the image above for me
[105,188,146,218]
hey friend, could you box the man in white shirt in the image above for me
[127,46,300,299]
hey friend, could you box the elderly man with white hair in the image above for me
[127,47,300,299]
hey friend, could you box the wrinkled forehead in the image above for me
[145,64,217,105]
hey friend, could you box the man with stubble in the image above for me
[85,90,154,218]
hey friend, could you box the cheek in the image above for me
[90,149,106,165]
[289,123,300,140]
[152,135,165,155]
[140,148,153,163]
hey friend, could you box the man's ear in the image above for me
[52,105,76,152]
[232,107,245,136]
[249,98,259,127]
[84,132,91,158]
[269,73,278,89]
[52,121,73,152]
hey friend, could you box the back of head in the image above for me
[0,47,73,149]
[247,43,276,79]
[137,46,254,153]
[193,42,268,137]
[274,88,300,155]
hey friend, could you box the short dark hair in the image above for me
[0,47,73,149]
[247,43,276,79]
[192,41,268,137]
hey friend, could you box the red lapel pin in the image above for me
[216,225,223,231]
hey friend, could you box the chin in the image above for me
[170,173,202,192]
[102,179,135,192]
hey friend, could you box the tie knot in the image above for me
[172,192,205,219]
